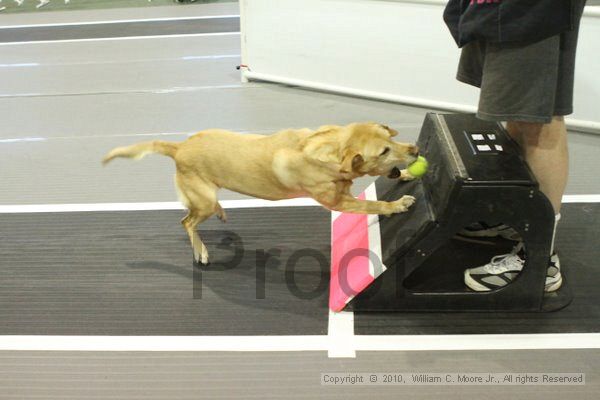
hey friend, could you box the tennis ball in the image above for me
[407,156,428,178]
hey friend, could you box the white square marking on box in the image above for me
[495,145,503,151]
[472,134,485,141]
[477,145,492,152]
[487,134,497,140]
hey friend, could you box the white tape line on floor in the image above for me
[328,310,356,358]
[0,198,319,213]
[562,194,600,203]
[1,333,600,353]
[0,193,595,214]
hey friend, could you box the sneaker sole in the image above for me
[464,270,493,292]
[465,271,563,293]
[545,274,563,292]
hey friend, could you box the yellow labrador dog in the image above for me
[103,123,419,264]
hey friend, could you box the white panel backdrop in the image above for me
[240,0,600,133]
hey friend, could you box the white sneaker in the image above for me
[464,242,562,292]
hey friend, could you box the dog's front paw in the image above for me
[391,195,416,214]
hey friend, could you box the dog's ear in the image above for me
[340,150,364,174]
[382,124,398,137]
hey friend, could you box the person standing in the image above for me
[443,0,588,292]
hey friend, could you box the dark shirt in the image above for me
[444,0,575,47]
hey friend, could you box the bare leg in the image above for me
[506,116,569,214]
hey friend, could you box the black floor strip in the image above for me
[0,16,240,43]
[0,203,597,336]
[0,207,330,335]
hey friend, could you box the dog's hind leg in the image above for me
[181,210,214,265]
[176,173,218,265]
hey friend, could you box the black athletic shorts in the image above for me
[456,0,587,124]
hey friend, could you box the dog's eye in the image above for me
[380,147,390,156]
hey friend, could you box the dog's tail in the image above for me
[102,140,179,165]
